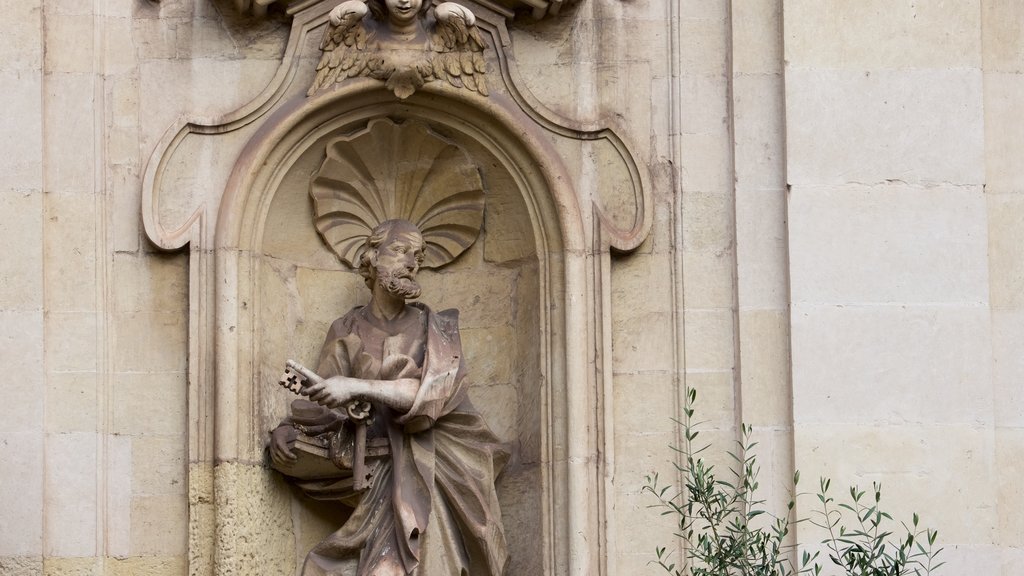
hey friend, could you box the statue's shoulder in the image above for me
[410,302,460,332]
[327,306,366,336]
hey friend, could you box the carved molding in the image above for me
[231,0,576,20]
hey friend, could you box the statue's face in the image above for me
[385,0,423,26]
[373,225,425,299]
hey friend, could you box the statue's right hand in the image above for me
[269,425,299,468]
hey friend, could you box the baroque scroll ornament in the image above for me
[309,0,489,99]
[310,118,485,269]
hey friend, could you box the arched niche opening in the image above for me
[212,86,580,575]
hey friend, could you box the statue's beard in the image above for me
[376,267,421,300]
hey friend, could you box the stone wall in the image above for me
[0,0,1020,574]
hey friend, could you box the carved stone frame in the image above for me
[143,2,650,574]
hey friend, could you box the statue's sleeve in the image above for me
[396,307,468,432]
[315,311,358,379]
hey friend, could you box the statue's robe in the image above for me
[291,303,509,576]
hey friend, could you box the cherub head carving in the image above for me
[309,0,489,98]
[371,0,429,29]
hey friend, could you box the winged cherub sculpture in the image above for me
[308,0,490,99]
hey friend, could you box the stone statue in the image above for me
[308,0,489,99]
[268,119,508,575]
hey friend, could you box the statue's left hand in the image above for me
[300,374,360,409]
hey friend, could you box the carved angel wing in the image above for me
[308,1,374,96]
[428,3,489,96]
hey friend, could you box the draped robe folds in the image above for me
[287,303,510,576]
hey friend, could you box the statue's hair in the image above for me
[367,0,431,21]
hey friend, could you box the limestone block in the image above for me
[43,72,95,193]
[509,21,578,120]
[211,462,295,575]
[105,556,186,576]
[611,490,678,560]
[737,310,790,427]
[682,308,734,372]
[111,373,186,436]
[676,73,729,137]
[681,247,734,310]
[96,0,132,17]
[133,0,192,19]
[612,373,678,437]
[731,0,782,75]
[791,305,993,426]
[0,0,41,71]
[785,69,984,187]
[679,371,734,430]
[0,431,43,555]
[732,74,785,191]
[106,434,132,558]
[102,16,136,76]
[735,189,787,310]
[0,70,43,191]
[131,435,186,496]
[460,324,514,386]
[0,556,42,576]
[43,13,94,73]
[1003,547,1024,575]
[130,494,187,556]
[45,372,97,433]
[611,310,674,373]
[930,545,1002,576]
[0,191,43,310]
[467,383,517,443]
[138,59,280,152]
[784,0,981,69]
[680,0,727,20]
[131,17,181,61]
[744,427,795,518]
[107,76,141,164]
[682,190,734,253]
[997,429,1024,545]
[494,465,541,576]
[112,253,187,313]
[983,0,1024,73]
[421,266,516,329]
[44,0,91,16]
[988,193,1024,309]
[42,557,100,576]
[611,252,673,314]
[43,192,97,312]
[0,311,44,432]
[984,73,1024,192]
[110,164,141,253]
[44,311,98,373]
[43,432,97,557]
[678,13,728,75]
[111,311,186,373]
[613,430,677,488]
[788,185,989,305]
[794,423,997,545]
[991,310,1024,427]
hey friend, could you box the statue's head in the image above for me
[358,219,425,299]
[369,0,428,26]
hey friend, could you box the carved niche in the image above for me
[143,1,650,575]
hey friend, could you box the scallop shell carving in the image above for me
[310,118,485,269]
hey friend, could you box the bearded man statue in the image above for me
[269,219,510,576]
